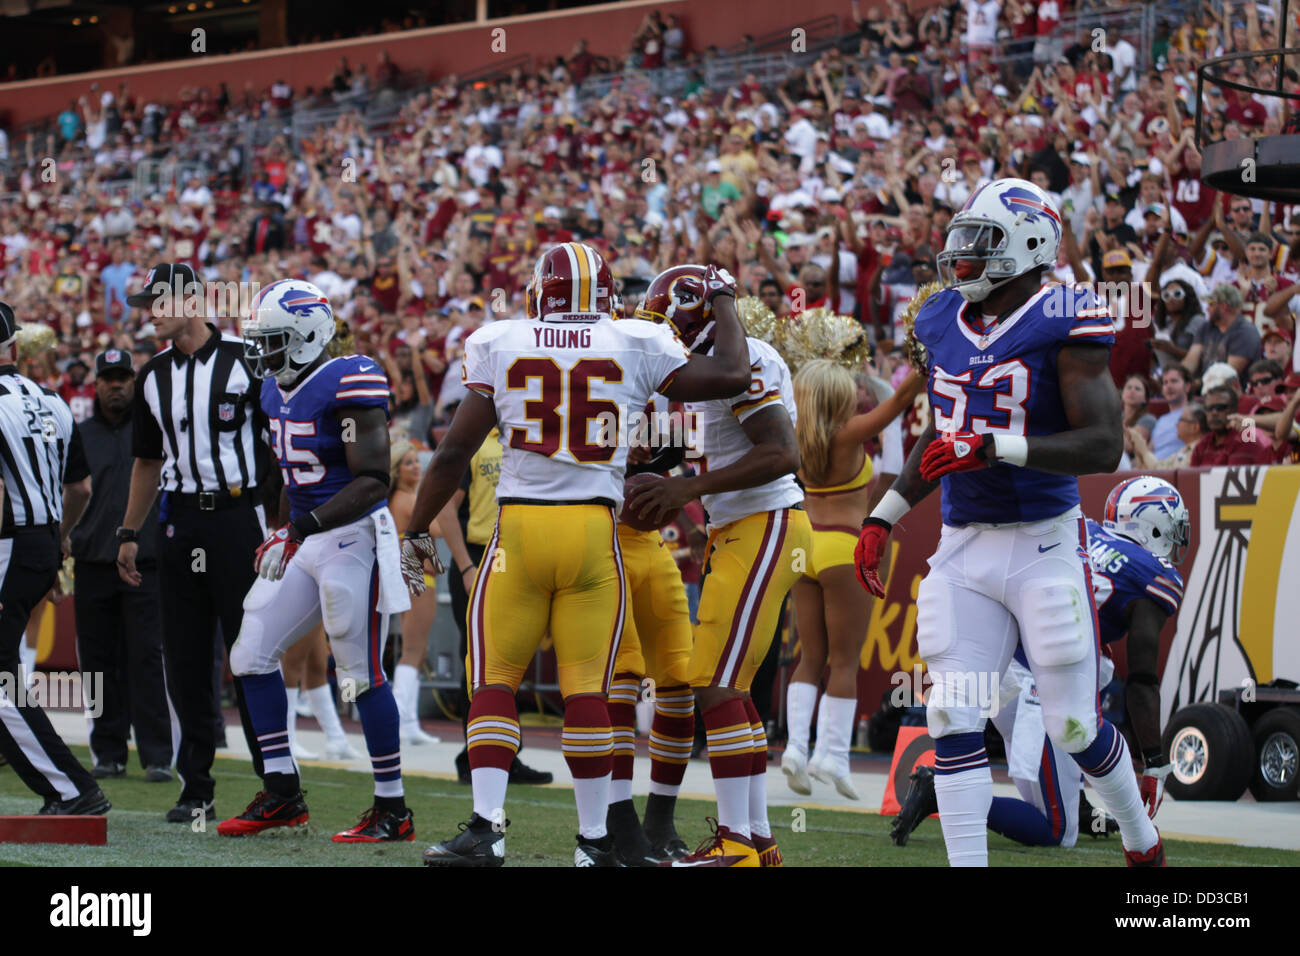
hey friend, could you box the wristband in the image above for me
[1142,748,1167,768]
[992,434,1029,467]
[291,511,324,539]
[458,563,475,575]
[869,489,910,526]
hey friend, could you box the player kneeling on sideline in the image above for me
[628,265,812,867]
[892,476,1188,848]
[855,178,1166,867]
[221,279,417,842]
[402,244,752,867]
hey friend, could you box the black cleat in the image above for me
[574,832,622,867]
[144,765,173,783]
[508,756,553,785]
[334,806,414,843]
[166,798,214,823]
[891,765,938,846]
[1079,792,1120,839]
[92,761,126,779]
[607,798,660,866]
[40,788,111,815]
[424,813,507,867]
[643,792,689,860]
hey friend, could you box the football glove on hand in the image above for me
[854,517,891,598]
[1140,760,1172,820]
[702,265,737,302]
[400,532,444,595]
[255,525,303,581]
[920,431,994,481]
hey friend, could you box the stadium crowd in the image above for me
[2,0,1299,473]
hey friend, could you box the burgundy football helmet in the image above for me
[633,264,715,352]
[525,242,613,319]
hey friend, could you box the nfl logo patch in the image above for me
[218,402,235,422]
[107,349,121,362]
[166,525,175,538]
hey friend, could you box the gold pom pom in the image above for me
[770,307,872,376]
[736,296,779,346]
[900,281,943,374]
[326,317,355,358]
[16,323,57,361]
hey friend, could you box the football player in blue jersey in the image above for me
[891,476,1189,849]
[854,178,1166,866]
[218,279,419,842]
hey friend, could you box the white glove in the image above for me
[254,526,302,581]
[400,532,444,595]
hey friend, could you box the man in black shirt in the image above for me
[71,349,172,782]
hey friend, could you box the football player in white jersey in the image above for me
[626,265,812,867]
[854,179,1165,866]
[401,243,751,867]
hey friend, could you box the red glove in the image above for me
[1140,761,1172,820]
[920,430,994,481]
[854,517,891,598]
[254,525,303,581]
[702,264,737,302]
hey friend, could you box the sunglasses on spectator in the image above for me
[1205,402,1233,412]
[1251,375,1276,386]
[1161,287,1185,299]
[1232,204,1251,212]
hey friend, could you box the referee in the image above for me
[0,301,108,815]
[116,263,271,824]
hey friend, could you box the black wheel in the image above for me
[1248,707,1300,802]
[1162,703,1254,801]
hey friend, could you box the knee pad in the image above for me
[229,619,270,677]
[320,580,358,641]
[1043,711,1099,753]
[242,576,278,613]
[1019,582,1091,668]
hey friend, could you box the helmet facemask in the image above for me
[244,326,320,387]
[937,219,1021,303]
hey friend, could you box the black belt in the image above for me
[169,489,257,512]
[5,523,58,536]
[498,496,617,509]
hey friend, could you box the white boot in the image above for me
[808,694,859,800]
[782,682,818,795]
[395,664,440,745]
[285,687,318,761]
[304,683,358,760]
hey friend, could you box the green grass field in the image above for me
[2,748,1296,867]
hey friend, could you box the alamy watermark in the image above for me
[1,670,105,718]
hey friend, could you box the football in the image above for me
[618,472,679,531]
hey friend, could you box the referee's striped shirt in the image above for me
[0,365,88,531]
[133,324,270,495]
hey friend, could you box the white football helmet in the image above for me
[243,279,336,386]
[1102,475,1190,564]
[937,178,1062,303]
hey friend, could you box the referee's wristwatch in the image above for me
[116,526,140,544]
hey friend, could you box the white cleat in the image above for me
[781,749,812,795]
[324,737,360,760]
[291,741,319,762]
[400,724,442,746]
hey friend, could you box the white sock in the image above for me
[285,687,301,747]
[647,780,679,797]
[573,773,610,839]
[749,769,771,839]
[819,694,857,776]
[18,641,35,689]
[785,681,817,759]
[472,767,510,824]
[610,777,633,804]
[305,684,345,741]
[933,767,993,867]
[1078,736,1160,853]
[714,776,751,838]
[394,664,418,726]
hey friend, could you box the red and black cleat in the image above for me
[1124,834,1166,867]
[217,791,309,837]
[333,806,415,843]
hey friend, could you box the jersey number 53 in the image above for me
[930,360,1030,435]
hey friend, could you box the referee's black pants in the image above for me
[449,541,487,742]
[0,527,98,803]
[74,560,172,769]
[159,501,264,804]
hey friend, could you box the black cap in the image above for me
[126,262,201,308]
[95,348,134,377]
[0,301,20,346]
